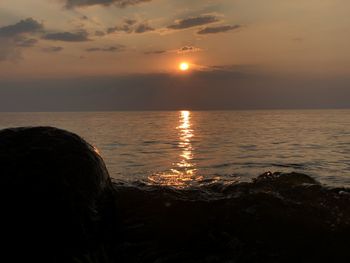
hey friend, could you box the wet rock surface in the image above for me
[113,172,350,263]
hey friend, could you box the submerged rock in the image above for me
[0,127,116,262]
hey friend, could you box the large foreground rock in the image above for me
[0,127,116,262]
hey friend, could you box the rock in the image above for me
[253,171,319,186]
[113,173,350,262]
[0,127,116,262]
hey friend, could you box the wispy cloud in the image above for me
[144,45,202,55]
[134,23,154,33]
[107,19,154,34]
[43,30,89,42]
[177,45,202,53]
[86,45,125,52]
[0,18,43,37]
[197,25,241,34]
[144,50,166,55]
[63,0,152,9]
[16,38,38,47]
[167,15,219,30]
[42,46,64,52]
[107,25,132,34]
[95,30,105,36]
[124,19,137,25]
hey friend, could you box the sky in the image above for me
[1,0,350,110]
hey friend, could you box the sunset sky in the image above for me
[1,0,350,110]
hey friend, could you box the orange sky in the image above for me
[1,0,350,78]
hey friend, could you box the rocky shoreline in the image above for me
[112,172,350,262]
[1,127,349,262]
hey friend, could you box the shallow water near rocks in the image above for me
[1,109,350,187]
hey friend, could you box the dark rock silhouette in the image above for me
[0,127,116,262]
[114,172,350,263]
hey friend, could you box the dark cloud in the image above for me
[177,45,202,53]
[144,46,202,55]
[42,46,64,52]
[107,20,154,34]
[124,19,137,25]
[0,18,42,61]
[0,18,43,37]
[43,30,89,42]
[2,73,350,111]
[144,50,166,55]
[64,0,152,9]
[107,25,132,34]
[167,15,219,30]
[95,30,105,36]
[197,25,241,34]
[134,23,154,33]
[16,38,38,47]
[86,45,125,52]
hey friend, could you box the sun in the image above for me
[179,62,189,71]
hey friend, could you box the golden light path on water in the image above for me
[148,111,202,187]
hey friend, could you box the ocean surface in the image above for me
[1,110,350,187]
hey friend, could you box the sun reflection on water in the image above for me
[148,110,201,187]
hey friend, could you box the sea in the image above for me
[1,110,350,187]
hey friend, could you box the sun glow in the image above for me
[179,62,189,71]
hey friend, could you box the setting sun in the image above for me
[179,62,189,71]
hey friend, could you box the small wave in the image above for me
[142,140,161,145]
[207,162,235,169]
[270,163,306,169]
[239,144,257,150]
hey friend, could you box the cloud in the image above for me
[43,30,89,42]
[95,30,105,36]
[167,15,219,30]
[209,64,258,74]
[86,45,125,52]
[124,19,137,25]
[134,23,154,33]
[197,25,241,34]
[107,25,132,34]
[144,50,166,55]
[42,46,64,52]
[177,45,202,53]
[64,0,152,9]
[0,18,43,37]
[16,38,38,47]
[107,20,154,34]
[144,45,202,55]
[0,18,42,61]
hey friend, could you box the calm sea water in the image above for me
[1,110,350,187]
